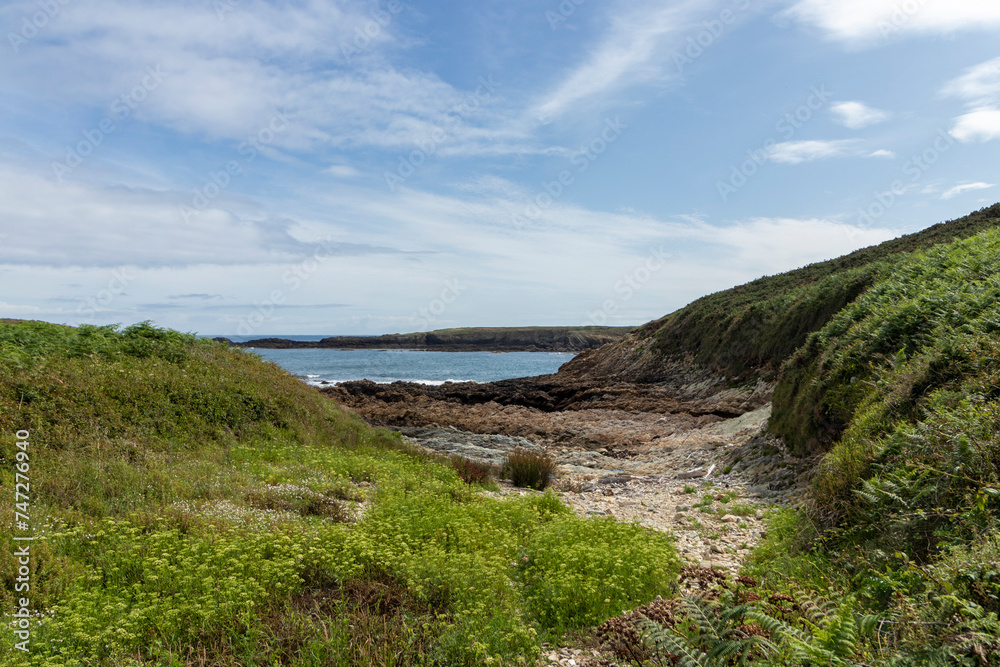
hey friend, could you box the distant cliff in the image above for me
[220,326,634,352]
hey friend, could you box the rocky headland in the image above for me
[218,325,633,352]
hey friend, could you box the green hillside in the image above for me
[0,321,679,666]
[743,224,1000,666]
[643,203,1000,380]
[572,204,1000,665]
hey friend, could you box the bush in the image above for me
[503,448,556,490]
[520,514,680,632]
[450,455,496,485]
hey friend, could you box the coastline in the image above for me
[215,325,634,353]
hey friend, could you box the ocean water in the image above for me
[236,346,577,386]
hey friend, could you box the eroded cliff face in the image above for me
[557,330,699,383]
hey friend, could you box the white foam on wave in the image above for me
[301,377,477,387]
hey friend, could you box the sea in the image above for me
[215,335,576,386]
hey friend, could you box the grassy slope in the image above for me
[741,226,1000,666]
[573,204,1000,665]
[0,321,679,666]
[643,203,1000,380]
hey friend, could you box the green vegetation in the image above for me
[643,203,1000,380]
[0,321,679,666]
[449,455,497,486]
[717,216,1000,665]
[5,202,1000,665]
[589,204,1000,665]
[502,448,557,491]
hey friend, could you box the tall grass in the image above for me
[503,448,556,490]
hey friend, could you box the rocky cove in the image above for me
[322,354,816,577]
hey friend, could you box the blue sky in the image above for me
[1,0,998,336]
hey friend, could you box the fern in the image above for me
[745,594,870,666]
[638,597,777,667]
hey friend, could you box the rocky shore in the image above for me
[322,369,812,544]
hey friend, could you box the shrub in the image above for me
[450,455,496,485]
[503,448,556,490]
[520,514,680,632]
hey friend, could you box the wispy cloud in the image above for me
[831,101,891,129]
[0,0,516,157]
[943,57,1000,143]
[0,163,410,268]
[323,165,362,178]
[768,139,865,164]
[941,56,1000,104]
[780,0,1000,45]
[529,0,727,123]
[941,182,995,200]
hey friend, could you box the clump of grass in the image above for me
[449,455,496,485]
[503,448,556,490]
[244,484,350,522]
[724,502,757,517]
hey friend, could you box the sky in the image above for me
[0,0,998,336]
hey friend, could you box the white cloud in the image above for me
[949,108,1000,143]
[780,0,1000,45]
[831,101,891,128]
[679,217,899,271]
[0,0,522,157]
[943,58,1000,143]
[530,0,728,122]
[869,149,895,158]
[941,182,996,200]
[942,56,1000,104]
[768,139,863,164]
[0,163,355,267]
